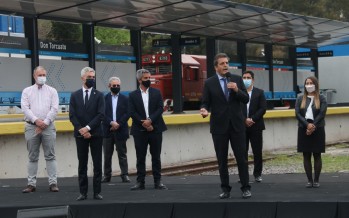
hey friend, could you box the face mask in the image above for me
[243,79,252,88]
[142,80,151,88]
[85,78,95,88]
[110,87,120,94]
[305,85,315,93]
[37,76,46,85]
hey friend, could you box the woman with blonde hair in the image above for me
[295,76,327,188]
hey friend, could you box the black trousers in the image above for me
[246,130,263,177]
[212,126,250,193]
[103,133,129,178]
[133,132,163,184]
[75,136,103,195]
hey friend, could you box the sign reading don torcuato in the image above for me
[39,40,86,53]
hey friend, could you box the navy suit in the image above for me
[242,87,267,178]
[128,87,167,184]
[69,88,105,195]
[102,92,130,179]
[201,74,250,192]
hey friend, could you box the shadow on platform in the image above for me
[0,173,348,218]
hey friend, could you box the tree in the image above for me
[48,21,81,42]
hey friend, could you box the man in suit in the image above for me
[102,77,131,183]
[69,67,105,201]
[200,53,251,199]
[241,70,267,183]
[128,69,168,190]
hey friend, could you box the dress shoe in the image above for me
[49,184,59,192]
[101,177,111,183]
[306,181,313,188]
[242,190,252,199]
[121,175,131,183]
[76,194,87,201]
[313,182,320,188]
[93,193,103,200]
[22,185,36,193]
[154,182,168,190]
[130,182,145,190]
[219,192,230,199]
[255,176,263,183]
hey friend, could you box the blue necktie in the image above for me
[221,78,229,100]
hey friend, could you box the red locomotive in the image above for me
[142,53,207,111]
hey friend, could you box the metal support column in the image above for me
[82,24,96,70]
[237,40,247,74]
[24,17,39,84]
[290,46,298,92]
[206,38,215,78]
[265,44,273,92]
[171,33,183,113]
[311,48,319,78]
[130,30,142,71]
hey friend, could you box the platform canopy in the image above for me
[1,0,349,48]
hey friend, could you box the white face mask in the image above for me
[37,76,47,85]
[305,84,315,93]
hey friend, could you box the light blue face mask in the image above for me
[243,79,252,88]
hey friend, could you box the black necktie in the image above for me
[84,90,89,106]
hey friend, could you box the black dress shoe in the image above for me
[255,176,263,183]
[219,192,230,199]
[76,194,87,201]
[242,190,252,199]
[154,183,168,190]
[313,182,320,188]
[306,182,313,188]
[93,193,103,200]
[121,175,131,183]
[130,182,145,191]
[101,177,111,183]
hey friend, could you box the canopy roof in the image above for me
[1,0,349,48]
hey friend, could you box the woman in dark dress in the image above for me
[295,76,327,188]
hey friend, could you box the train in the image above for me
[141,53,207,111]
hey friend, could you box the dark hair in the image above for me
[242,70,254,79]
[214,53,230,67]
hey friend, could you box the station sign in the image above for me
[317,50,333,57]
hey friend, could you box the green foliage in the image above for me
[48,21,82,42]
[94,26,130,45]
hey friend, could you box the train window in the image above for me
[158,64,171,74]
[185,66,199,81]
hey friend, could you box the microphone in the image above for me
[224,72,232,82]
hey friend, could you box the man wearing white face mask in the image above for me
[241,71,267,183]
[21,66,59,193]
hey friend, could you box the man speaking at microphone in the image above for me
[200,53,251,199]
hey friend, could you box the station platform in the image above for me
[1,173,348,218]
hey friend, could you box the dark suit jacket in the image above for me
[201,74,249,134]
[69,88,105,137]
[295,94,327,128]
[128,87,167,135]
[103,92,129,141]
[242,87,267,132]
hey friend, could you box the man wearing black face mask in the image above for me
[69,67,105,201]
[101,77,131,183]
[128,69,167,190]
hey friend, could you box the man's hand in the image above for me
[34,119,48,130]
[83,132,92,139]
[79,127,89,136]
[141,119,152,128]
[35,127,43,135]
[227,82,238,93]
[146,125,154,132]
[200,108,209,118]
[110,121,120,131]
[245,118,255,127]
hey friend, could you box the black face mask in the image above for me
[85,79,95,88]
[110,87,120,94]
[142,80,151,88]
